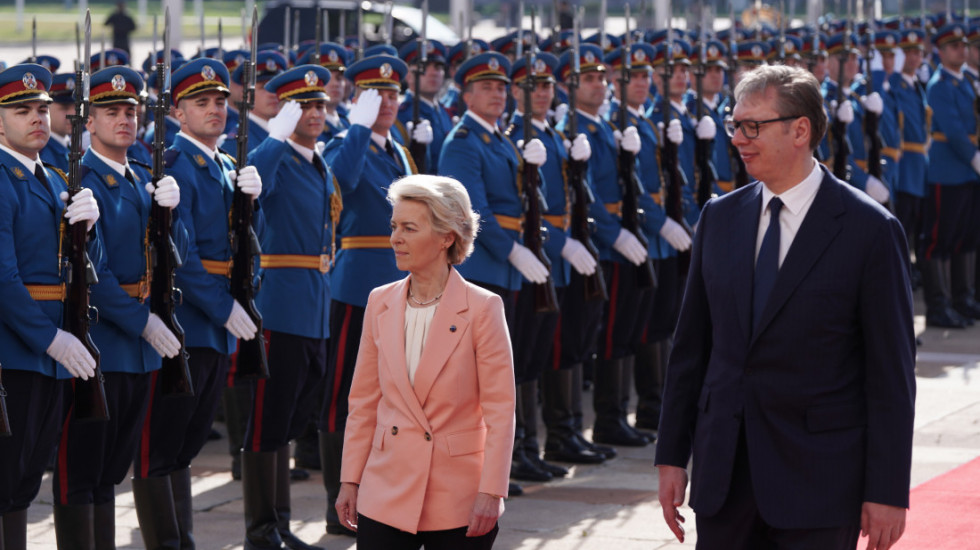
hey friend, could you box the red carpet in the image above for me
[893,455,980,549]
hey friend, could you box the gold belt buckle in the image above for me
[319,254,331,274]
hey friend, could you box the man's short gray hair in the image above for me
[387,175,480,265]
[733,64,828,150]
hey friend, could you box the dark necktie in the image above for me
[753,197,784,329]
[312,153,326,179]
[34,164,54,198]
[124,167,137,186]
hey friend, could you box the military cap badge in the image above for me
[305,70,318,86]
[22,72,37,90]
[380,63,393,78]
[202,65,216,81]
[112,74,126,91]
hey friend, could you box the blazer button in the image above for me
[391,426,398,435]
[424,432,431,441]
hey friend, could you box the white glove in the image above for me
[861,92,883,115]
[659,218,692,252]
[145,175,180,209]
[60,187,100,232]
[832,99,854,124]
[517,138,547,166]
[315,141,327,155]
[658,119,684,145]
[142,313,181,358]
[971,152,980,176]
[228,165,262,199]
[916,63,931,84]
[46,329,96,380]
[507,242,550,284]
[865,175,890,204]
[560,238,597,275]
[225,300,258,340]
[612,228,648,266]
[553,103,569,124]
[268,100,303,141]
[597,100,611,119]
[349,88,381,128]
[615,126,642,154]
[696,116,717,140]
[406,119,434,145]
[564,133,592,161]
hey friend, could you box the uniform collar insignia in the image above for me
[105,174,118,187]
[481,132,491,143]
[195,154,207,166]
[12,166,25,179]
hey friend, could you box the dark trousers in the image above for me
[55,371,151,505]
[642,257,681,344]
[894,191,922,260]
[920,183,975,259]
[319,300,365,434]
[695,428,860,550]
[133,347,229,478]
[245,331,327,452]
[511,283,561,383]
[597,260,650,360]
[356,514,498,550]
[0,371,65,514]
[552,272,605,370]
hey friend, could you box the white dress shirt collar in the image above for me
[465,111,500,134]
[89,148,130,178]
[287,139,316,164]
[0,143,41,174]
[176,131,221,161]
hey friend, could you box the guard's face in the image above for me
[415,61,446,97]
[810,56,828,81]
[325,69,346,108]
[0,101,51,157]
[626,69,652,108]
[669,64,690,98]
[294,100,326,143]
[511,80,554,119]
[902,49,923,74]
[48,102,76,137]
[939,41,967,68]
[703,65,725,95]
[370,88,400,134]
[881,51,896,74]
[390,198,453,273]
[175,91,227,142]
[253,85,280,120]
[87,103,138,152]
[575,71,607,112]
[463,79,508,121]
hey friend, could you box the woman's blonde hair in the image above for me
[387,175,481,265]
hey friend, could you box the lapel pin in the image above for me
[450,325,456,332]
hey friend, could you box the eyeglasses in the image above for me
[724,115,802,139]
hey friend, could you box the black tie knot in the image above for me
[768,197,783,217]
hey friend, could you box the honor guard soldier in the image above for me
[890,28,930,282]
[41,71,75,172]
[442,39,489,119]
[688,40,736,195]
[923,23,980,327]
[396,39,450,173]
[240,63,338,550]
[132,57,264,548]
[222,50,288,157]
[54,66,187,548]
[440,51,549,492]
[506,51,591,479]
[554,44,652,448]
[607,42,692,436]
[297,43,352,145]
[865,30,904,202]
[0,63,102,547]
[320,54,415,536]
[822,33,859,180]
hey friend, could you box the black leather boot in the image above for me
[922,258,969,328]
[2,508,28,550]
[222,384,252,481]
[633,342,663,431]
[94,502,116,550]
[54,503,95,550]
[520,380,568,477]
[242,451,283,549]
[274,446,323,550]
[620,356,654,443]
[170,468,195,549]
[319,431,355,537]
[592,358,648,447]
[952,252,980,320]
[510,383,552,482]
[131,476,181,550]
[542,368,605,464]
[570,363,616,459]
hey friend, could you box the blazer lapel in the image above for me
[751,171,844,344]
[412,269,470,407]
[734,184,763,344]
[377,278,432,431]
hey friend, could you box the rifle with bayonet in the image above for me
[862,14,883,187]
[727,2,750,189]
[661,27,693,273]
[566,10,607,302]
[409,0,430,173]
[617,5,656,289]
[149,9,193,396]
[65,11,109,421]
[694,11,719,209]
[831,3,852,182]
[515,6,559,312]
[30,17,37,64]
[230,8,270,381]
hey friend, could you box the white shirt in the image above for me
[0,143,42,175]
[49,133,70,148]
[404,301,437,386]
[286,138,316,164]
[465,111,500,135]
[755,159,823,268]
[248,112,271,132]
[89,148,131,178]
[176,131,221,161]
[369,132,396,151]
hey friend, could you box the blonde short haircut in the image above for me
[387,175,480,265]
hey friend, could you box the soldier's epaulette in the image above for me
[128,159,151,171]
[504,123,518,138]
[164,148,181,168]
[220,151,237,165]
[43,163,70,184]
[454,126,470,139]
[603,118,618,131]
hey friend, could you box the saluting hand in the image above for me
[349,88,382,129]
[268,100,304,142]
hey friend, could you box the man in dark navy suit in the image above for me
[654,64,916,550]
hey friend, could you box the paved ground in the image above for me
[21,291,980,549]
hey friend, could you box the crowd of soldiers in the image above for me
[1,5,979,550]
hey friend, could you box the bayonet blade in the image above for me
[164,8,172,94]
[218,19,224,61]
[250,7,259,90]
[84,11,91,102]
[422,0,429,62]
[31,17,37,63]
[314,7,322,64]
[284,6,292,55]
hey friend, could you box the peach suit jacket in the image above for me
[340,267,516,534]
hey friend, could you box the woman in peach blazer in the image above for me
[336,175,515,548]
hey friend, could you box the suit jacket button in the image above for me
[424,432,431,441]
[391,426,398,435]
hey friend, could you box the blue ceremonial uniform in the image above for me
[319,105,350,145]
[868,71,903,193]
[889,72,929,190]
[686,93,735,195]
[927,65,977,186]
[225,105,240,136]
[221,115,269,157]
[142,116,180,149]
[396,91,453,173]
[40,137,70,173]
[649,98,699,227]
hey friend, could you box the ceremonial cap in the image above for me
[346,54,407,90]
[232,50,287,85]
[540,31,577,54]
[147,58,186,90]
[653,40,693,66]
[265,64,330,102]
[364,44,399,58]
[734,40,770,64]
[143,49,185,74]
[90,48,130,72]
[222,49,249,73]
[583,32,621,53]
[448,39,489,65]
[90,66,144,105]
[0,63,52,106]
[49,73,76,104]
[399,39,448,65]
[969,26,980,45]
[897,29,926,49]
[768,36,802,61]
[826,33,859,56]
[872,30,900,51]
[172,58,230,105]
[257,42,284,53]
[491,30,538,55]
[933,23,969,46]
[603,43,657,71]
[802,33,828,57]
[195,47,224,60]
[454,51,511,86]
[297,43,350,71]
[21,55,60,72]
[556,43,605,81]
[698,40,729,67]
[510,52,558,84]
